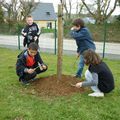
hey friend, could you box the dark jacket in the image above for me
[89,62,115,93]
[70,27,96,54]
[22,22,40,46]
[16,50,43,79]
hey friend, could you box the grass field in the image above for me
[0,47,120,120]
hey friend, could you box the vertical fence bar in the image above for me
[102,20,107,58]
[18,23,20,50]
[54,20,57,55]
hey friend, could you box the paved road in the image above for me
[0,33,120,59]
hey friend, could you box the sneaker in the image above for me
[73,74,81,78]
[88,92,104,97]
[30,78,39,82]
[21,79,30,85]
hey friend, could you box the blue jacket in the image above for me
[70,27,96,54]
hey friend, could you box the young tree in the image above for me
[57,4,63,80]
[81,0,118,24]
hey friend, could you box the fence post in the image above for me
[17,23,20,50]
[102,20,107,58]
[54,20,57,55]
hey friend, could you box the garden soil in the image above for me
[30,75,85,97]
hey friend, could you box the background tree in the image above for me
[81,0,118,24]
[19,0,36,21]
[1,0,36,22]
[77,3,84,17]
[118,0,120,5]
[115,0,120,21]
[60,0,72,20]
[0,5,4,23]
[0,0,36,33]
[1,0,21,21]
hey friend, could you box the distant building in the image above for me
[82,17,95,24]
[31,3,57,29]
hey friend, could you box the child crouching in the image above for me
[16,43,47,84]
[76,49,114,97]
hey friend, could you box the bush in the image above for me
[0,22,25,35]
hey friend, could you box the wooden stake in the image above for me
[57,4,63,81]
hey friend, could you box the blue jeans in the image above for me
[76,55,84,77]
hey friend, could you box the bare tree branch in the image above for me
[60,0,72,19]
[81,0,118,24]
[106,0,118,19]
[81,0,95,17]
[104,0,111,16]
[20,0,36,20]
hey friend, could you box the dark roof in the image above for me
[31,3,57,21]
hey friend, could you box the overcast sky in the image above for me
[39,0,120,15]
[6,0,120,15]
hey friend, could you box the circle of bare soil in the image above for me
[30,75,85,97]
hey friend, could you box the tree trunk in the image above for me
[57,4,63,81]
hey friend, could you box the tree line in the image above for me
[60,0,119,24]
[0,0,36,23]
[0,0,119,25]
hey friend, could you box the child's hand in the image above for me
[34,36,38,41]
[77,53,80,58]
[42,64,47,70]
[71,26,80,30]
[76,82,82,88]
[27,68,35,74]
[23,32,27,36]
[71,27,75,30]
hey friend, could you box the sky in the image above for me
[6,0,120,15]
[39,0,120,15]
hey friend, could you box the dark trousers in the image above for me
[23,37,39,47]
[23,65,47,81]
[27,39,39,47]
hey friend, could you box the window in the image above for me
[47,22,52,29]
[46,12,50,15]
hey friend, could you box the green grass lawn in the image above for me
[0,47,120,120]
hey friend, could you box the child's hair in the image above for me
[26,15,33,19]
[72,18,85,28]
[83,49,102,65]
[28,43,38,51]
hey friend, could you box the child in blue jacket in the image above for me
[70,18,96,78]
[16,43,47,84]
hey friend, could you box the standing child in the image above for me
[76,49,115,97]
[22,15,41,47]
[16,43,47,84]
[70,18,96,78]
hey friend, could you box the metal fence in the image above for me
[0,22,120,60]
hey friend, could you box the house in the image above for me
[31,3,57,29]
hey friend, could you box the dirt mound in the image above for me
[31,75,85,97]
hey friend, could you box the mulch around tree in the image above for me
[30,74,85,97]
